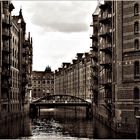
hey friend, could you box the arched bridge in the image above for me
[32,94,91,106]
[30,94,92,118]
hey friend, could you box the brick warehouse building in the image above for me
[91,1,140,133]
[55,52,93,102]
[0,1,32,120]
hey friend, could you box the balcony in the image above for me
[104,97,112,105]
[23,42,30,48]
[91,62,98,70]
[93,71,98,76]
[22,59,28,65]
[90,34,98,41]
[100,43,112,54]
[90,43,98,51]
[2,18,12,27]
[1,98,8,104]
[2,30,11,40]
[2,70,10,77]
[99,13,112,24]
[3,2,9,9]
[99,78,112,88]
[93,75,98,80]
[3,44,10,54]
[22,78,28,85]
[99,2,112,11]
[1,82,9,91]
[28,58,32,64]
[100,59,112,69]
[22,68,28,74]
[2,57,10,65]
[91,85,98,92]
[90,22,93,27]
[99,28,112,38]
[22,50,28,57]
[91,51,98,61]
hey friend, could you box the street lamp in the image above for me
[43,89,50,97]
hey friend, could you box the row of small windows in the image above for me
[124,61,140,79]
[33,89,54,92]
[33,80,54,84]
[33,76,54,79]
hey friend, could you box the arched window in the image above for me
[134,3,139,15]
[134,61,139,78]
[134,22,139,34]
[134,87,139,99]
[134,39,139,49]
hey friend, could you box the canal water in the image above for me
[0,107,136,139]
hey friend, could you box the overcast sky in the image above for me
[12,1,98,71]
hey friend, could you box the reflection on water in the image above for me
[0,116,32,139]
[0,107,136,139]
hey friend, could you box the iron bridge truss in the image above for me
[32,94,91,106]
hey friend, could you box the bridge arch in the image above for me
[30,94,92,118]
[32,94,91,104]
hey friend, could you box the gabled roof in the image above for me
[93,5,100,16]
[12,8,26,24]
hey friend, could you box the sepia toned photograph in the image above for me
[0,0,139,139]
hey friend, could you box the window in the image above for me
[134,3,139,16]
[134,39,139,49]
[125,117,128,122]
[134,87,139,99]
[134,61,140,78]
[134,107,139,115]
[134,22,139,34]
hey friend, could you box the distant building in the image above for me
[54,52,93,102]
[32,66,54,99]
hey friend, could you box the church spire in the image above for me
[19,7,22,16]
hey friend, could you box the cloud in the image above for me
[25,1,97,33]
[32,32,91,71]
[12,1,97,71]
